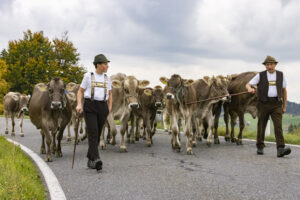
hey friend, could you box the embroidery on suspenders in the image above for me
[91,72,108,101]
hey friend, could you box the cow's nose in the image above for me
[129,103,139,109]
[157,110,162,114]
[21,107,29,112]
[51,101,62,109]
[155,102,162,107]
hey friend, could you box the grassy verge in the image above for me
[0,136,47,199]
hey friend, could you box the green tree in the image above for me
[0,59,10,113]
[1,30,86,95]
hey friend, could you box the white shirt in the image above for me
[80,72,111,101]
[249,71,286,97]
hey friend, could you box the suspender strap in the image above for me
[91,72,95,101]
[90,72,108,101]
[104,74,107,101]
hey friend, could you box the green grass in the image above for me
[0,136,47,199]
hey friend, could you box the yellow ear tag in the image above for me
[40,86,47,91]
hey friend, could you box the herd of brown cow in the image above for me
[3,71,258,161]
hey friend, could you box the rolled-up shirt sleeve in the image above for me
[249,73,260,86]
[80,73,89,90]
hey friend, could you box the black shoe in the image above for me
[257,148,264,155]
[87,159,103,171]
[277,147,291,157]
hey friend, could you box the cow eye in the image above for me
[124,88,129,93]
[49,88,53,93]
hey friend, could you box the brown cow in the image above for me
[160,75,229,154]
[3,92,30,137]
[65,82,85,142]
[131,85,164,146]
[101,73,149,152]
[29,78,72,162]
[223,71,258,145]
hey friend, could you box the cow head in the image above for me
[205,75,230,103]
[143,85,164,110]
[160,74,193,101]
[47,77,67,110]
[17,94,30,117]
[112,75,149,109]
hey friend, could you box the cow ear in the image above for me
[37,83,48,92]
[226,75,232,82]
[112,80,121,88]
[159,77,168,85]
[183,79,194,87]
[202,76,212,86]
[144,89,152,96]
[139,80,150,88]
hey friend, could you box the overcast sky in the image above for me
[1,0,300,103]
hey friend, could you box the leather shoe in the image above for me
[277,147,291,157]
[87,159,103,171]
[257,148,264,155]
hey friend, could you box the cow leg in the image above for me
[171,114,181,151]
[44,128,53,162]
[206,114,215,147]
[67,121,72,141]
[106,122,111,144]
[79,118,84,134]
[120,115,130,152]
[162,109,169,132]
[230,113,237,143]
[195,118,202,141]
[19,114,25,137]
[130,115,135,143]
[184,116,193,155]
[236,113,245,145]
[11,115,15,136]
[4,111,9,134]
[51,131,57,154]
[135,118,141,141]
[191,116,198,147]
[150,118,157,144]
[223,105,230,142]
[146,117,152,147]
[56,125,66,158]
[40,130,46,154]
[107,114,117,145]
[213,109,222,144]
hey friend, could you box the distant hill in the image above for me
[286,101,300,116]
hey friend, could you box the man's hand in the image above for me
[282,106,287,113]
[247,87,256,94]
[76,104,83,114]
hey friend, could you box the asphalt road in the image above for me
[1,118,300,200]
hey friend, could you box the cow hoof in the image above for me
[11,132,15,137]
[5,130,9,134]
[203,133,208,139]
[110,139,116,146]
[206,142,212,147]
[135,137,140,142]
[126,138,130,144]
[106,139,111,144]
[176,148,181,152]
[45,155,53,162]
[55,151,63,158]
[143,136,146,140]
[164,129,168,132]
[236,139,243,145]
[40,148,46,154]
[100,141,106,150]
[20,133,24,137]
[224,136,230,142]
[214,138,220,144]
[187,148,193,155]
[197,136,202,141]
[67,137,72,142]
[131,139,135,144]
[120,146,128,152]
[81,135,87,141]
[146,141,152,147]
[192,141,197,147]
[231,138,236,143]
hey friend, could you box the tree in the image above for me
[0,59,10,113]
[1,30,86,95]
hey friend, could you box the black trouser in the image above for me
[256,98,285,149]
[84,99,109,160]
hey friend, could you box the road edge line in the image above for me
[6,138,67,200]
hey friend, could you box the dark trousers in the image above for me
[256,98,285,149]
[84,99,109,160]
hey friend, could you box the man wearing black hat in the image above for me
[246,55,291,157]
[76,54,112,171]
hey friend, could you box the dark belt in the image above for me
[84,98,106,103]
[267,97,279,102]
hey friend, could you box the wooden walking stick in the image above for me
[72,116,80,169]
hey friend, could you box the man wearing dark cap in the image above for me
[246,56,291,157]
[76,54,112,171]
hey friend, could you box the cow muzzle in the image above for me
[51,101,63,109]
[166,93,174,99]
[222,95,231,103]
[128,103,139,109]
[155,102,162,107]
[21,107,29,112]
